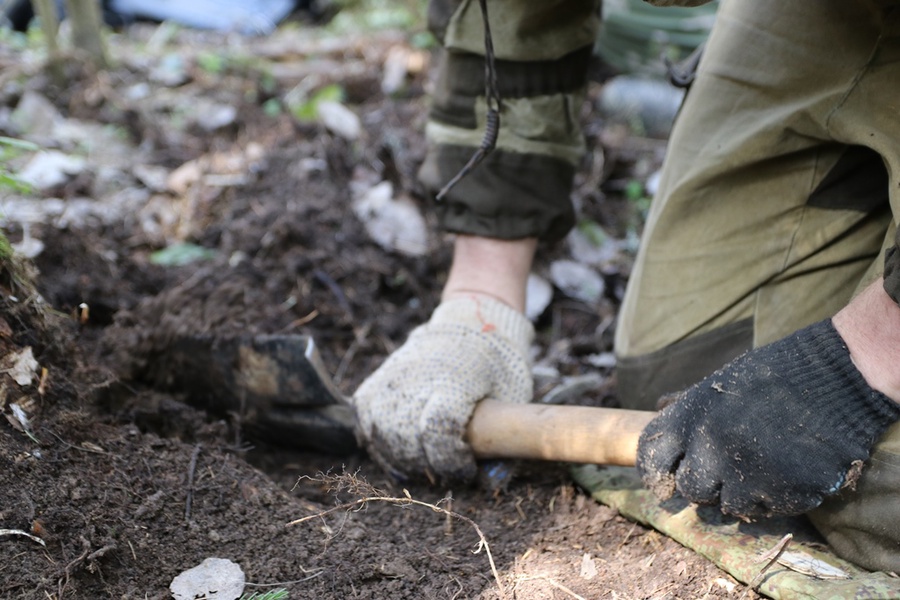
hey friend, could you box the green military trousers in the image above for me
[614,0,900,573]
[420,0,601,242]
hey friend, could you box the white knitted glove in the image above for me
[352,296,534,483]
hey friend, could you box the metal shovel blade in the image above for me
[150,333,358,455]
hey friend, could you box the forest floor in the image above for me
[0,8,749,598]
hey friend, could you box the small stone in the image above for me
[597,76,685,139]
[18,151,87,190]
[525,274,553,321]
[133,164,171,193]
[549,260,605,304]
[352,181,428,257]
[196,103,238,132]
[170,557,245,600]
[317,101,362,141]
[149,53,190,87]
[10,91,62,137]
[567,221,621,270]
[381,45,411,95]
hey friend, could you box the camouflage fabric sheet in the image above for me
[571,465,900,599]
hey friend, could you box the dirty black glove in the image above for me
[637,319,900,519]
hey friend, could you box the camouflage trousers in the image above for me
[419,0,601,242]
[614,0,900,572]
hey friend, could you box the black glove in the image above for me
[636,319,900,520]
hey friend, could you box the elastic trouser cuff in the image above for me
[419,145,576,242]
[420,4,596,243]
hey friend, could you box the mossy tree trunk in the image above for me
[29,0,109,70]
[30,0,65,82]
[62,0,109,68]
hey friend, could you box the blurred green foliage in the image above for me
[239,590,289,600]
[327,0,427,33]
[0,136,38,194]
[150,242,216,266]
[288,83,344,122]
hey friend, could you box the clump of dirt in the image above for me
[0,17,744,599]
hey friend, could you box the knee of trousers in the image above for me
[615,319,754,411]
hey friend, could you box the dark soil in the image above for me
[0,17,745,599]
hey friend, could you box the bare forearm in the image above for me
[833,279,900,402]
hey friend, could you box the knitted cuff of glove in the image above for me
[431,295,534,350]
[793,320,900,442]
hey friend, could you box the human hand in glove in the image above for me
[352,295,534,483]
[637,319,900,520]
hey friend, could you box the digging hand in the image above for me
[636,319,900,519]
[351,295,534,483]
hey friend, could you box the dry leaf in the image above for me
[0,317,11,338]
[7,347,39,386]
[777,551,852,580]
[580,553,598,580]
[713,577,736,592]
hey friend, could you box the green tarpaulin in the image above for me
[572,465,900,599]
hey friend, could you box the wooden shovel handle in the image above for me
[467,400,657,467]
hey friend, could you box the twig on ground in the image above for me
[448,576,465,600]
[743,533,792,598]
[444,491,454,536]
[243,562,326,594]
[46,430,109,455]
[0,529,46,546]
[513,497,526,521]
[313,269,353,321]
[59,535,91,599]
[614,523,638,555]
[515,575,587,600]
[288,472,508,600]
[184,443,202,521]
[243,570,325,587]
[283,309,319,331]
[87,542,116,562]
[335,322,371,384]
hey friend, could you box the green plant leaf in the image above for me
[0,136,40,152]
[624,179,645,201]
[0,172,32,194]
[576,219,609,247]
[149,242,216,267]
[289,84,345,123]
[240,589,289,600]
[262,98,282,117]
[197,51,226,74]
